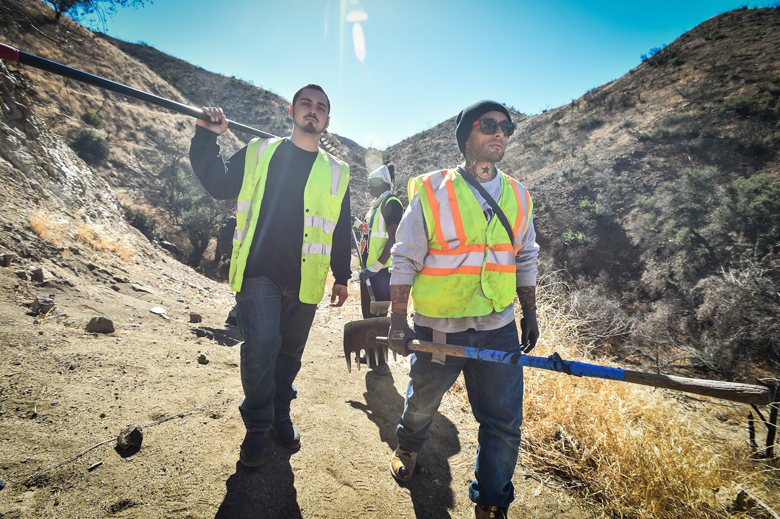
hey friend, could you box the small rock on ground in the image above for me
[86,316,115,333]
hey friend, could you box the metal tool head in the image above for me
[343,317,391,373]
[369,300,391,316]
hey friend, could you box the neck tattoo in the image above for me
[464,152,497,183]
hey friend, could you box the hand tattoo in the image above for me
[390,285,412,315]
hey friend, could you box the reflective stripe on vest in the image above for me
[409,169,531,318]
[229,137,350,302]
[365,194,400,268]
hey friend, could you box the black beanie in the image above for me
[455,100,512,155]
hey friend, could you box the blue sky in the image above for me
[88,0,767,149]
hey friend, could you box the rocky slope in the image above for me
[384,7,780,380]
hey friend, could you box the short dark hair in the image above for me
[292,83,331,114]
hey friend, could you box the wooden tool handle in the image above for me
[623,370,770,405]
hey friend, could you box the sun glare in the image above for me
[346,10,367,22]
[352,23,366,62]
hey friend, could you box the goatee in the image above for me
[301,121,319,134]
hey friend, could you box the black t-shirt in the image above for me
[381,196,404,227]
[189,126,351,289]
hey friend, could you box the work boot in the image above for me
[390,445,417,483]
[239,430,268,468]
[271,419,301,450]
[474,505,508,519]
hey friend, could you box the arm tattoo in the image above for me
[516,285,537,312]
[390,285,412,314]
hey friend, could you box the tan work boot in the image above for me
[390,445,417,482]
[475,504,507,519]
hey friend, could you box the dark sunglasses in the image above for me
[472,119,516,137]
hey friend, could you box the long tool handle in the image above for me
[375,337,770,405]
[0,42,275,139]
[350,226,376,301]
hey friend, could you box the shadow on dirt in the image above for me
[189,326,242,347]
[214,447,300,519]
[348,369,460,518]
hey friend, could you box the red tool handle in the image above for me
[0,43,20,63]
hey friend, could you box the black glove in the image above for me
[388,312,416,357]
[520,308,539,354]
[359,267,379,282]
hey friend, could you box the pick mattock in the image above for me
[343,317,392,373]
[0,42,274,139]
[343,329,770,405]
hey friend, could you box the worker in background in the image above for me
[386,100,539,519]
[189,84,351,468]
[359,164,403,375]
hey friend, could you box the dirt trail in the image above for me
[0,255,593,518]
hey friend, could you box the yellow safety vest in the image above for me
[229,137,350,303]
[364,194,401,269]
[409,169,532,318]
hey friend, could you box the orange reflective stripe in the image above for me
[484,264,517,273]
[524,189,532,234]
[423,174,449,250]
[510,179,525,243]
[444,173,467,247]
[427,243,486,255]
[420,266,482,276]
[489,243,514,252]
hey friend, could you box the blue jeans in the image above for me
[396,321,524,509]
[235,277,318,432]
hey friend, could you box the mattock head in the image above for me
[343,317,391,374]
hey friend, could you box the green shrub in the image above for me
[81,110,102,128]
[71,128,108,164]
[122,204,158,240]
[564,229,591,247]
[577,116,604,131]
[579,199,604,217]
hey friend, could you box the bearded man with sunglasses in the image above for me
[387,100,539,519]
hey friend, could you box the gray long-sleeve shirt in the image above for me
[390,167,539,333]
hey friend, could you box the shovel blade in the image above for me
[343,317,391,373]
[369,300,391,316]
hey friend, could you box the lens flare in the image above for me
[346,10,367,22]
[352,23,366,62]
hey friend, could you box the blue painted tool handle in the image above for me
[400,339,769,405]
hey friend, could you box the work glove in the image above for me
[520,308,539,354]
[388,312,416,357]
[359,261,383,282]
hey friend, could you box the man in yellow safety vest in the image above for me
[387,100,539,519]
[189,84,351,468]
[358,164,403,374]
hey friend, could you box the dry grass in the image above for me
[442,276,779,518]
[28,209,64,245]
[75,224,134,261]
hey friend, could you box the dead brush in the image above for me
[75,223,134,260]
[441,277,779,518]
[29,208,64,245]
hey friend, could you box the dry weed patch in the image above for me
[29,209,64,245]
[75,223,134,260]
[443,279,778,518]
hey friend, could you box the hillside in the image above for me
[0,0,372,260]
[0,2,779,518]
[385,6,780,382]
